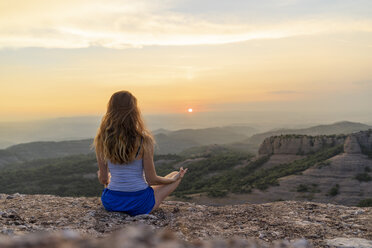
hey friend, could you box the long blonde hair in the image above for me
[91,90,154,164]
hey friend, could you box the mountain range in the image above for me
[0,121,369,168]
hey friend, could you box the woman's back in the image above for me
[107,158,148,192]
[106,136,148,192]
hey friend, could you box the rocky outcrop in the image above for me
[0,193,371,248]
[233,152,372,206]
[344,135,362,154]
[258,135,345,155]
[206,131,372,207]
[258,130,372,156]
[347,130,372,155]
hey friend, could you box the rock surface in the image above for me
[258,130,372,156]
[258,135,345,155]
[0,223,316,248]
[325,237,372,248]
[344,135,362,154]
[0,193,371,247]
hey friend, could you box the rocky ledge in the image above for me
[258,130,372,156]
[0,193,371,247]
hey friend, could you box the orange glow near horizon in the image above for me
[0,1,371,122]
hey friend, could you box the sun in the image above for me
[187,108,193,113]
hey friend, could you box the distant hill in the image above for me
[0,139,94,168]
[152,128,172,135]
[0,121,369,167]
[0,116,101,149]
[0,114,265,149]
[3,121,367,163]
[0,125,257,167]
[231,121,372,153]
[154,126,257,154]
[0,139,15,149]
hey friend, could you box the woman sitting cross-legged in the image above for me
[92,90,187,216]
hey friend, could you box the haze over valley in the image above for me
[0,119,371,208]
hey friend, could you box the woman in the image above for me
[92,90,187,216]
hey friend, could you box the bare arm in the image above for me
[143,143,179,185]
[96,151,110,186]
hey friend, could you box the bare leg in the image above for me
[150,171,181,211]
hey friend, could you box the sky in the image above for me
[0,0,372,123]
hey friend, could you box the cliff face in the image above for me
[229,130,372,207]
[0,193,371,248]
[258,130,372,156]
[258,135,345,155]
[348,130,372,155]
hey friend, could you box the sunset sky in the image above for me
[0,0,371,122]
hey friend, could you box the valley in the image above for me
[0,121,371,207]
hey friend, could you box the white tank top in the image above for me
[106,137,148,192]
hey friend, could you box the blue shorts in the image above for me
[101,186,156,216]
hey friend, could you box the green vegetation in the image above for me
[179,144,237,158]
[360,143,372,159]
[207,189,228,197]
[154,154,183,161]
[296,184,309,192]
[235,144,343,191]
[354,172,372,182]
[357,198,372,207]
[0,149,254,198]
[0,153,184,197]
[296,183,320,193]
[327,184,340,197]
[316,160,331,169]
[0,143,344,199]
[171,144,342,197]
[0,153,101,196]
[157,150,255,196]
[2,153,96,171]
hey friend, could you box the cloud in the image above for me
[0,0,371,49]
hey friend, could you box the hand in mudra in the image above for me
[173,167,188,181]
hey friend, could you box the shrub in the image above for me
[296,184,308,192]
[357,198,372,207]
[327,184,339,196]
[355,173,372,182]
[207,189,228,197]
[360,146,372,158]
[317,160,331,169]
[297,184,320,193]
